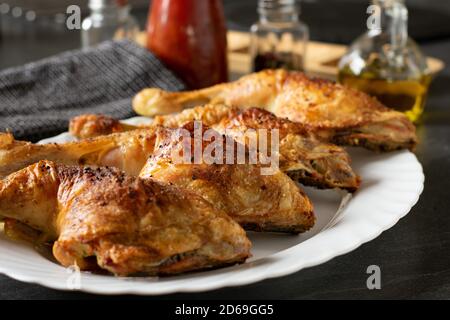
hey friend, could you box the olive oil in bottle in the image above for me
[338,0,431,123]
[338,69,432,122]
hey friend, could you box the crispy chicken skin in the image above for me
[68,106,235,139]
[0,126,315,233]
[153,106,359,192]
[133,69,417,151]
[68,105,360,192]
[212,107,360,192]
[0,161,251,276]
[69,114,138,140]
[0,130,156,178]
[140,123,315,233]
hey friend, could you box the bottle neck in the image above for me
[258,0,300,24]
[90,3,130,22]
[372,0,408,49]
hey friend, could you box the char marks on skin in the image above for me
[0,161,251,276]
[65,104,361,192]
[140,123,316,234]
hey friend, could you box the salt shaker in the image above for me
[82,0,139,48]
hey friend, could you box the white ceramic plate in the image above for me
[0,117,424,295]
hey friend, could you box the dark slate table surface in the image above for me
[0,0,449,299]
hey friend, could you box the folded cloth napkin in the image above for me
[0,40,185,142]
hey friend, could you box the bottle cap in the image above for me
[258,0,299,15]
[88,0,128,10]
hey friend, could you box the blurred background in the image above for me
[1,0,450,69]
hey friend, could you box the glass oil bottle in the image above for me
[338,0,431,122]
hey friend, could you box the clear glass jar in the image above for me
[250,0,309,72]
[81,0,139,48]
[338,0,430,122]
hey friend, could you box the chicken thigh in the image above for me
[0,161,251,276]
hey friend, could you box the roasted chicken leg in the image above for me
[69,105,360,191]
[0,161,251,276]
[139,122,315,233]
[153,105,360,192]
[0,126,316,233]
[133,69,417,151]
[69,113,138,139]
[0,129,156,178]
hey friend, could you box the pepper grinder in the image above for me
[249,0,309,72]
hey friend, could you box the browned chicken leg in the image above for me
[0,161,251,276]
[69,114,138,139]
[133,69,417,151]
[69,105,360,192]
[139,123,315,233]
[154,105,360,192]
[0,129,157,178]
[0,126,316,233]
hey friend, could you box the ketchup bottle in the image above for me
[147,0,228,89]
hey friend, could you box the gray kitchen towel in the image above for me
[0,40,185,142]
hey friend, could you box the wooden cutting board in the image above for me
[136,31,445,79]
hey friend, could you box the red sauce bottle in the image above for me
[147,0,228,89]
